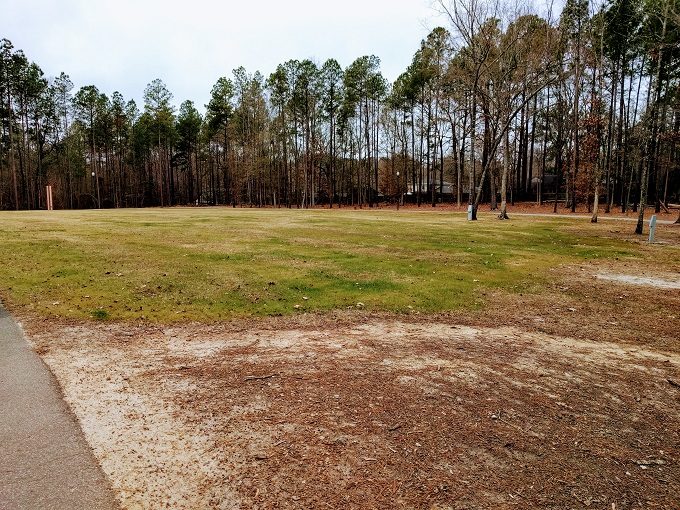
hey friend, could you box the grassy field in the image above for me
[5,207,680,508]
[1,207,676,323]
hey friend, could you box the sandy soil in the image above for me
[27,317,679,509]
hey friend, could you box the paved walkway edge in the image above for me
[0,306,119,509]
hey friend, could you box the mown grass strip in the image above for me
[0,208,663,322]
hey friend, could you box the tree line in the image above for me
[1,0,678,229]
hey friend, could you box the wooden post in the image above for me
[46,185,53,211]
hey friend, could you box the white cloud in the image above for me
[1,0,445,111]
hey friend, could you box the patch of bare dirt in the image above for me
[465,259,680,355]
[595,272,680,290]
[27,319,680,509]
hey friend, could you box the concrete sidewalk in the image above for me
[0,306,118,510]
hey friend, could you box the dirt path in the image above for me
[28,319,680,509]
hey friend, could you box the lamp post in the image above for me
[92,170,100,209]
[396,171,400,210]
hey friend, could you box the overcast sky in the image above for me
[1,0,447,112]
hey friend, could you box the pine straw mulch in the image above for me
[154,320,679,509]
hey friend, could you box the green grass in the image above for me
[0,207,668,322]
